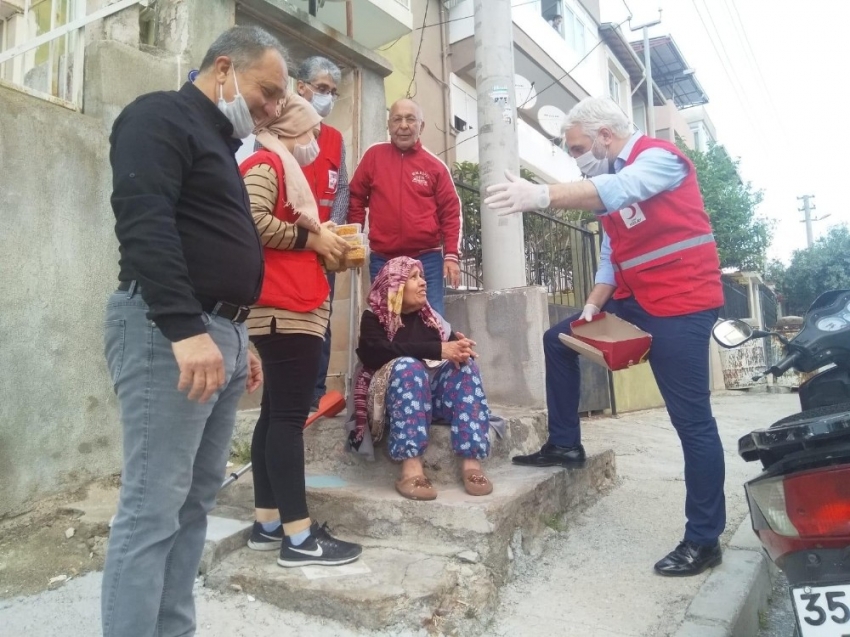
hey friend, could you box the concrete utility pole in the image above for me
[475,0,527,290]
[630,10,662,137]
[797,194,829,248]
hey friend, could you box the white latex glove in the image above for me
[484,169,550,216]
[579,303,600,322]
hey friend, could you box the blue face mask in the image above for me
[311,92,334,118]
[575,137,609,177]
[217,72,254,139]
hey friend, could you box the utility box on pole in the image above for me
[474,0,527,291]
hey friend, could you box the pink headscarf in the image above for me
[367,256,446,342]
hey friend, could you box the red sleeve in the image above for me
[348,147,373,227]
[433,158,462,261]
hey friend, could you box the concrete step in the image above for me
[235,405,552,482]
[305,453,615,575]
[211,449,616,574]
[211,406,618,632]
[204,541,498,633]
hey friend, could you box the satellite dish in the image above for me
[537,105,567,138]
[515,74,537,109]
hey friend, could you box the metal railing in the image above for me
[759,283,778,329]
[454,179,598,306]
[0,0,148,109]
[720,275,749,321]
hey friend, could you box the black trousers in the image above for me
[250,332,323,523]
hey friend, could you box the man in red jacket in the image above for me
[486,97,725,578]
[349,98,462,316]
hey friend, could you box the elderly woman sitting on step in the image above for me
[350,256,493,500]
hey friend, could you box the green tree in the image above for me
[450,161,593,295]
[676,139,772,271]
[775,225,850,315]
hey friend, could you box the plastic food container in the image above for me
[345,246,367,268]
[333,223,362,236]
[341,233,365,246]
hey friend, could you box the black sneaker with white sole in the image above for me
[247,521,283,551]
[277,521,363,568]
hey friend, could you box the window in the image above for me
[540,1,594,56]
[0,0,144,109]
[608,70,621,105]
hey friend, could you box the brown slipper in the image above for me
[463,469,493,496]
[395,475,437,501]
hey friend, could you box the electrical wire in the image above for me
[405,0,429,98]
[722,0,783,126]
[437,16,631,157]
[689,0,764,138]
[412,0,542,33]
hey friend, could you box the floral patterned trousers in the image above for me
[385,357,491,461]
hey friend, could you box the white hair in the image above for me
[562,97,632,139]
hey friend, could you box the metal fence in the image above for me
[454,180,598,306]
[759,283,778,329]
[720,275,750,320]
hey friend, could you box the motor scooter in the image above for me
[713,289,850,637]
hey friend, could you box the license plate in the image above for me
[792,583,850,637]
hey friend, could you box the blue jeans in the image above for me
[101,287,248,637]
[542,296,724,545]
[369,250,445,316]
[314,272,335,402]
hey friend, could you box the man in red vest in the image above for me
[293,56,348,411]
[485,97,725,578]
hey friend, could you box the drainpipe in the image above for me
[346,0,354,37]
[439,0,452,159]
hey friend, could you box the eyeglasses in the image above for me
[390,115,421,126]
[308,82,339,100]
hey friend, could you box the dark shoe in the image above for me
[512,443,586,467]
[247,521,283,551]
[309,397,321,413]
[654,540,722,577]
[277,522,363,568]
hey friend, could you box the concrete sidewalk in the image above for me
[0,391,797,636]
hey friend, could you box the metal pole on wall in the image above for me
[630,11,662,137]
[474,0,526,290]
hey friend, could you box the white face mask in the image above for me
[217,72,254,139]
[293,138,320,166]
[311,92,334,118]
[575,137,609,177]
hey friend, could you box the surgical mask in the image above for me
[311,92,334,118]
[575,138,609,177]
[293,138,320,166]
[217,72,254,139]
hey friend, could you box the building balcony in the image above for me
[282,0,413,49]
[447,0,604,172]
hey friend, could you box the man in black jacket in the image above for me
[101,26,287,637]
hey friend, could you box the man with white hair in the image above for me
[485,96,725,577]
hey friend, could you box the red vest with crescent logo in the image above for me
[300,124,343,223]
[239,149,329,312]
[599,135,723,317]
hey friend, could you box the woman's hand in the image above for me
[305,225,349,260]
[441,335,479,368]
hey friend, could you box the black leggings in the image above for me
[250,332,323,523]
